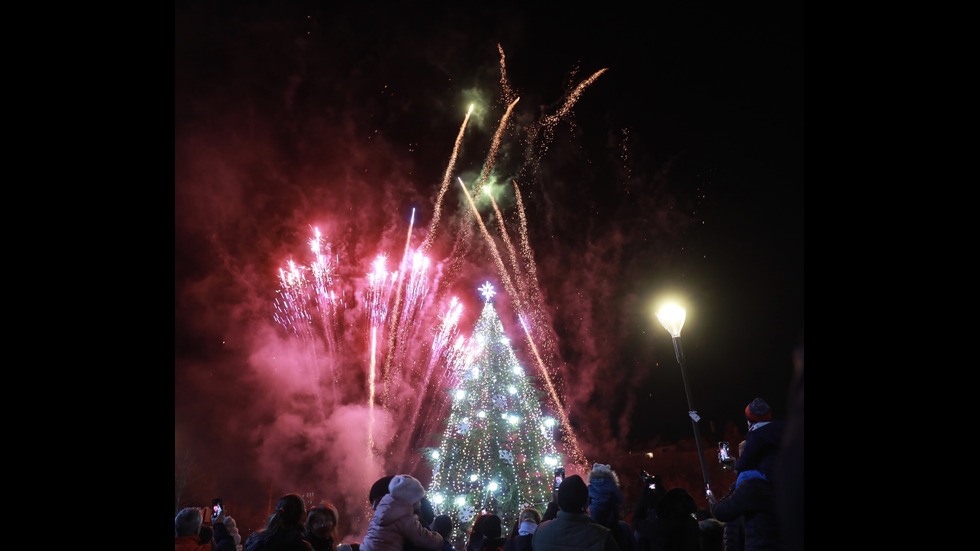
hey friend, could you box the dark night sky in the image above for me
[175,0,802,537]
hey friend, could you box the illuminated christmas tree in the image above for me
[427,282,562,540]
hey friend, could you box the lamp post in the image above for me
[656,303,712,497]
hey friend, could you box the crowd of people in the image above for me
[177,391,803,551]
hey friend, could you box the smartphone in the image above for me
[718,442,731,463]
[212,498,223,516]
[554,467,565,489]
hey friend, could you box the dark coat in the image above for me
[723,517,744,551]
[503,534,532,551]
[711,478,780,551]
[587,467,623,529]
[631,483,667,532]
[481,536,508,551]
[533,512,619,551]
[734,421,785,478]
[244,527,315,551]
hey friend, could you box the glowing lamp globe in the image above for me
[656,304,686,338]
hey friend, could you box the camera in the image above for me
[554,467,565,489]
[212,498,223,518]
[640,471,657,490]
[718,442,731,463]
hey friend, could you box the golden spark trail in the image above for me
[548,68,607,122]
[512,181,539,290]
[486,188,531,308]
[511,180,557,374]
[519,316,588,469]
[458,178,523,311]
[441,95,520,293]
[527,68,608,176]
[498,44,517,106]
[423,105,473,253]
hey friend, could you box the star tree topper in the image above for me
[479,281,496,302]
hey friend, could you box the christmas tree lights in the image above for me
[427,282,561,540]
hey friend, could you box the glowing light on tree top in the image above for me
[479,281,496,302]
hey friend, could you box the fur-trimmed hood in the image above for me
[586,463,620,487]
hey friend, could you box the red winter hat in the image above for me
[745,398,772,423]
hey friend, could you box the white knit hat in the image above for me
[389,474,425,504]
[223,516,242,547]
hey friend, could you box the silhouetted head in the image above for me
[481,514,502,538]
[175,507,203,537]
[273,493,307,528]
[431,514,453,538]
[370,476,395,509]
[557,475,590,513]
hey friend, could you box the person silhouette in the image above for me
[734,398,785,478]
[532,474,620,551]
[243,494,314,551]
[361,475,444,551]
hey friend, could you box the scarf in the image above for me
[518,521,538,536]
[736,469,767,488]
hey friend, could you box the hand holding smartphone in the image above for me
[554,467,565,490]
[212,498,223,519]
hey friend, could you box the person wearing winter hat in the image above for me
[222,515,243,551]
[586,464,622,527]
[533,474,620,551]
[361,475,444,551]
[734,398,786,478]
[587,464,634,551]
[556,474,590,514]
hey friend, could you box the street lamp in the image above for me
[656,303,712,497]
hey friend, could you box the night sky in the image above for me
[175,0,803,538]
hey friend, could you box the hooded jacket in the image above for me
[361,494,444,551]
[586,465,622,528]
